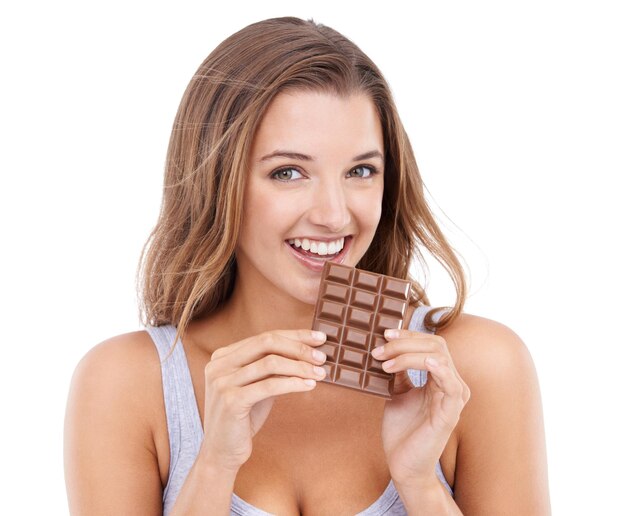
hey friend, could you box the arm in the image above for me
[441,315,551,515]
[63,333,236,515]
[64,329,326,515]
[168,453,236,516]
[396,476,463,515]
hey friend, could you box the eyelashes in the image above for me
[347,165,378,179]
[270,165,380,182]
[271,167,304,181]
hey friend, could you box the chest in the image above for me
[232,384,394,515]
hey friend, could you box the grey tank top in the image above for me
[145,305,454,515]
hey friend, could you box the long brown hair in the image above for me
[136,17,467,346]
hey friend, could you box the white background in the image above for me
[1,1,624,514]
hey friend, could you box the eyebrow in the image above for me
[259,150,384,163]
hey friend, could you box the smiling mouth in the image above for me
[287,236,350,259]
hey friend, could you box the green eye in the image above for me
[271,168,303,181]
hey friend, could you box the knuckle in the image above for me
[299,342,310,358]
[209,376,227,395]
[436,355,450,368]
[260,332,275,348]
[204,361,216,379]
[451,381,464,398]
[463,385,471,403]
[433,335,447,349]
[257,379,272,397]
[210,347,225,360]
[262,354,280,371]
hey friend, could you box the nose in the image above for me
[306,177,352,233]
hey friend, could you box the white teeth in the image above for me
[288,236,346,256]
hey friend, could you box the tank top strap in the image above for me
[144,324,204,512]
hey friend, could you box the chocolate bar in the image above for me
[311,262,411,399]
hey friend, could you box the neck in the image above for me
[186,262,321,355]
[218,273,317,342]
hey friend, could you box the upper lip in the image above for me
[286,235,351,242]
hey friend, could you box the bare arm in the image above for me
[168,453,236,516]
[396,476,463,515]
[64,334,164,515]
[64,329,326,515]
[63,333,236,515]
[441,315,551,515]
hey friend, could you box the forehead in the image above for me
[250,90,384,159]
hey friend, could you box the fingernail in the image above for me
[313,366,326,377]
[382,359,395,371]
[384,329,399,339]
[312,349,326,362]
[311,331,326,342]
[425,357,439,367]
[372,346,384,357]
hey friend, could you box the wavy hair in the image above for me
[136,17,467,346]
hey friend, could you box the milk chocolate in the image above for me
[311,262,411,399]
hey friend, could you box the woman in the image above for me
[64,17,550,515]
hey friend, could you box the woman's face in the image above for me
[236,90,385,306]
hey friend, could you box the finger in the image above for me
[424,358,467,424]
[238,376,319,408]
[383,328,435,340]
[378,352,451,374]
[227,354,327,387]
[371,337,445,361]
[211,329,327,360]
[207,332,327,374]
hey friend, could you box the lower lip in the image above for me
[285,237,352,272]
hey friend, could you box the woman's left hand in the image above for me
[376,328,471,486]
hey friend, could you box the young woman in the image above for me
[64,17,550,515]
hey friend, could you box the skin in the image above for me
[64,91,551,515]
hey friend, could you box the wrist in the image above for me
[197,443,242,478]
[393,472,441,492]
[395,475,456,516]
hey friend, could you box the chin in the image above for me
[291,286,321,307]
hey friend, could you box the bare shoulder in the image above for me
[70,330,162,401]
[65,330,166,514]
[437,313,551,515]
[437,313,536,390]
[67,330,164,431]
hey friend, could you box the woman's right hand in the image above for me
[200,329,328,472]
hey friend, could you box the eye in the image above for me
[347,165,377,178]
[270,167,304,181]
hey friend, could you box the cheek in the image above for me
[240,184,300,238]
[352,187,384,229]
[241,181,278,225]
